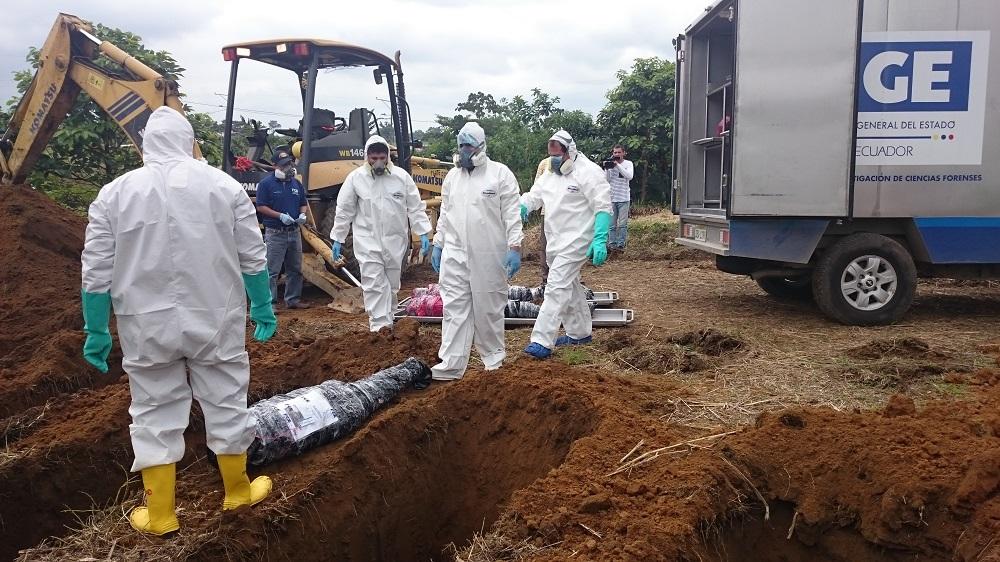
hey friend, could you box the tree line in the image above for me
[2,23,675,209]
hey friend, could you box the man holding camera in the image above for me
[602,145,634,253]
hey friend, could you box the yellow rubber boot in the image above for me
[129,463,180,535]
[217,452,272,510]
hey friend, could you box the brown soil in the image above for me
[847,336,951,361]
[837,336,976,389]
[487,381,1000,562]
[0,185,124,418]
[0,317,440,560]
[3,193,1000,562]
[602,328,746,374]
[15,358,997,562]
[668,328,746,356]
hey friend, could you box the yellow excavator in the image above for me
[2,14,448,307]
[218,39,450,305]
[0,13,201,185]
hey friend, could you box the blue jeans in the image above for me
[610,201,630,249]
[264,228,303,306]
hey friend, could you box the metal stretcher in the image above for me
[590,291,619,307]
[395,297,635,327]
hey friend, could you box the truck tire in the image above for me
[755,275,813,301]
[812,233,916,326]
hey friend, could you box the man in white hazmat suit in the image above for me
[429,122,523,380]
[330,135,432,332]
[80,107,277,536]
[520,129,613,359]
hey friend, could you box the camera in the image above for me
[602,159,617,170]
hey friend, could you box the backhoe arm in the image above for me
[0,13,200,185]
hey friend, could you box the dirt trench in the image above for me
[1,319,441,560]
[4,187,1000,562]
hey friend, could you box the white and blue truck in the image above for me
[673,0,1000,325]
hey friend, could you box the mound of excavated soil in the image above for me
[0,186,121,417]
[839,337,975,389]
[668,328,746,356]
[603,328,746,374]
[847,336,950,360]
[489,382,1000,562]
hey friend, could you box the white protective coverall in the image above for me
[81,107,268,472]
[520,135,613,349]
[331,135,432,331]
[432,124,523,380]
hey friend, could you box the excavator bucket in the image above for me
[299,224,365,314]
[327,287,365,314]
[299,253,364,314]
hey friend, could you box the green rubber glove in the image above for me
[586,211,612,266]
[81,290,112,373]
[520,204,529,223]
[242,271,278,342]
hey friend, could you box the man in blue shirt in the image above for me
[255,148,310,309]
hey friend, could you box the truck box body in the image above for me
[673,0,1000,324]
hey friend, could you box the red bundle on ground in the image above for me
[407,284,443,317]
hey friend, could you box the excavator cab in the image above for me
[219,39,450,302]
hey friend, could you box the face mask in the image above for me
[459,146,477,170]
[550,155,564,175]
[370,157,388,175]
[275,166,295,180]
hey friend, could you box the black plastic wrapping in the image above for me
[508,285,544,302]
[505,299,540,318]
[504,299,595,318]
[507,284,595,303]
[246,357,432,467]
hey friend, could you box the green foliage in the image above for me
[6,24,674,213]
[598,57,676,203]
[4,21,221,208]
[415,89,613,190]
[414,58,674,200]
[188,111,223,166]
[32,180,101,214]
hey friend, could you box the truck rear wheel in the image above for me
[755,275,813,300]
[812,233,916,326]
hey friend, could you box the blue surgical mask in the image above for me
[550,155,564,175]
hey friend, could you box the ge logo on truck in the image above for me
[855,31,990,166]
[859,41,972,112]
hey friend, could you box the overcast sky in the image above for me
[4,0,709,130]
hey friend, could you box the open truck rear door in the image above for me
[730,0,862,217]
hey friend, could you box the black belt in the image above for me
[266,225,300,232]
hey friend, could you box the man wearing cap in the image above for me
[519,130,613,359]
[255,148,310,309]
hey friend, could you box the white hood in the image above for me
[365,134,391,154]
[142,106,194,165]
